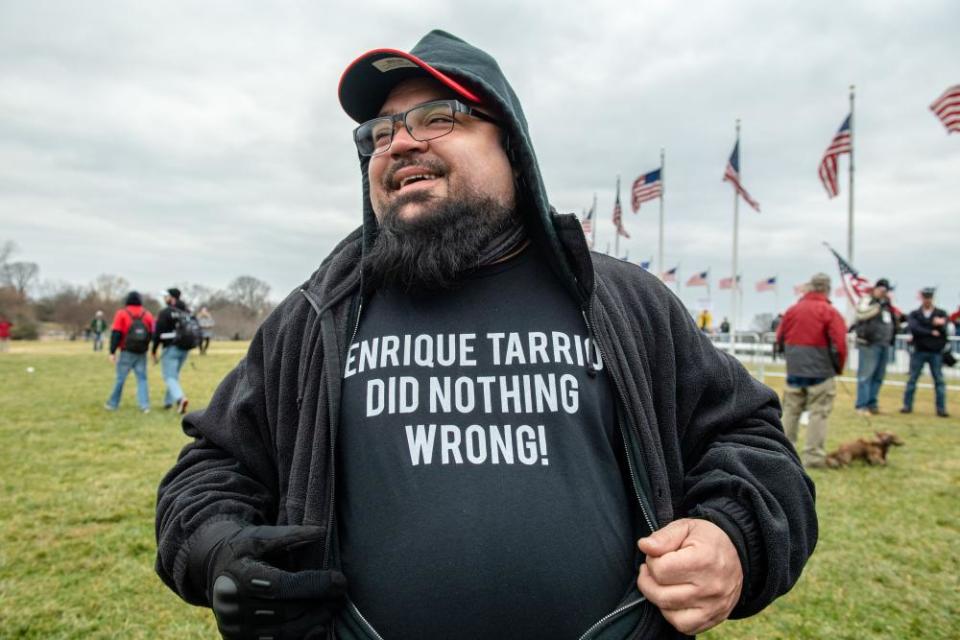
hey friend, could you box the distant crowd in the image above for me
[764,274,954,468]
[101,288,215,415]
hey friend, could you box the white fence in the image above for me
[709,332,960,380]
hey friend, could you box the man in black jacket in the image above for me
[155,31,816,639]
[152,287,190,414]
[853,278,897,415]
[900,287,949,417]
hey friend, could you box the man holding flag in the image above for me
[853,278,898,415]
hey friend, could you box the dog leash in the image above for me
[836,375,874,427]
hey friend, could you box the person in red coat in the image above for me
[776,273,848,467]
[0,316,12,352]
[105,291,155,412]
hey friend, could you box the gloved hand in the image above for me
[191,522,347,640]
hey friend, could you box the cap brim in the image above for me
[338,48,481,123]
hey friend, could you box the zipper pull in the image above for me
[582,308,599,377]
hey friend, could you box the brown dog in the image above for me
[825,431,904,468]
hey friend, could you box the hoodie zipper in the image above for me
[323,296,363,568]
[581,306,655,534]
[348,601,386,640]
[576,596,647,640]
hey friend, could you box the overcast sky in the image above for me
[1,0,957,327]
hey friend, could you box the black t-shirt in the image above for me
[338,247,637,640]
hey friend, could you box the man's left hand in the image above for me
[637,518,743,635]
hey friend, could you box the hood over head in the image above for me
[338,29,582,300]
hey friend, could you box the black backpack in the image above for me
[124,310,151,354]
[172,309,202,351]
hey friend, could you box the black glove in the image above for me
[190,522,347,640]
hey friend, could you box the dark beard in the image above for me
[363,190,518,292]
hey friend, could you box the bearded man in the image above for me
[156,31,817,640]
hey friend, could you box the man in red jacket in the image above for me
[105,291,155,413]
[776,273,848,467]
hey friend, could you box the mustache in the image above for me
[381,157,448,190]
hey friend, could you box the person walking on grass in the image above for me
[776,273,847,467]
[90,310,107,352]
[105,291,154,413]
[196,306,215,355]
[152,288,191,414]
[901,287,950,418]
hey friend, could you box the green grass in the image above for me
[1,342,958,639]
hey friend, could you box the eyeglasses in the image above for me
[353,99,500,157]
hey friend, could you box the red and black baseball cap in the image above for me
[338,48,481,124]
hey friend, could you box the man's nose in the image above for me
[388,123,429,157]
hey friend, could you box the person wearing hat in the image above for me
[155,31,816,639]
[105,291,154,412]
[901,288,950,417]
[853,277,898,415]
[152,287,190,414]
[775,273,848,467]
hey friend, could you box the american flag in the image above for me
[612,177,630,238]
[723,141,760,212]
[581,201,595,237]
[756,276,777,293]
[930,85,960,134]
[661,266,678,283]
[718,275,740,290]
[793,283,808,296]
[639,259,651,271]
[686,270,709,287]
[818,115,852,198]
[631,168,663,212]
[833,285,847,299]
[826,245,871,305]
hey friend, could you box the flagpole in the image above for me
[848,85,855,265]
[614,175,621,258]
[731,119,741,353]
[658,147,666,277]
[591,192,597,249]
[775,275,780,315]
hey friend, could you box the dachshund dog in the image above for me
[825,431,904,468]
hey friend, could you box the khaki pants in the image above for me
[782,378,836,466]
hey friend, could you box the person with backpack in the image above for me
[152,287,196,415]
[105,291,155,412]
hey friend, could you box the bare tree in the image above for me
[227,275,271,316]
[0,240,16,266]
[4,261,40,296]
[180,283,214,309]
[34,282,99,337]
[93,274,131,304]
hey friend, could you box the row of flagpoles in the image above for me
[579,83,959,331]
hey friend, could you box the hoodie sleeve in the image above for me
[155,325,280,605]
[667,300,817,618]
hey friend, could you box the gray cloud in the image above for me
[1,0,958,323]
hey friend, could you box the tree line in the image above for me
[0,240,274,341]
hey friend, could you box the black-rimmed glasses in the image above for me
[353,99,499,156]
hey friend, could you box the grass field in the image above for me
[0,341,957,639]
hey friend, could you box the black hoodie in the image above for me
[156,30,816,638]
